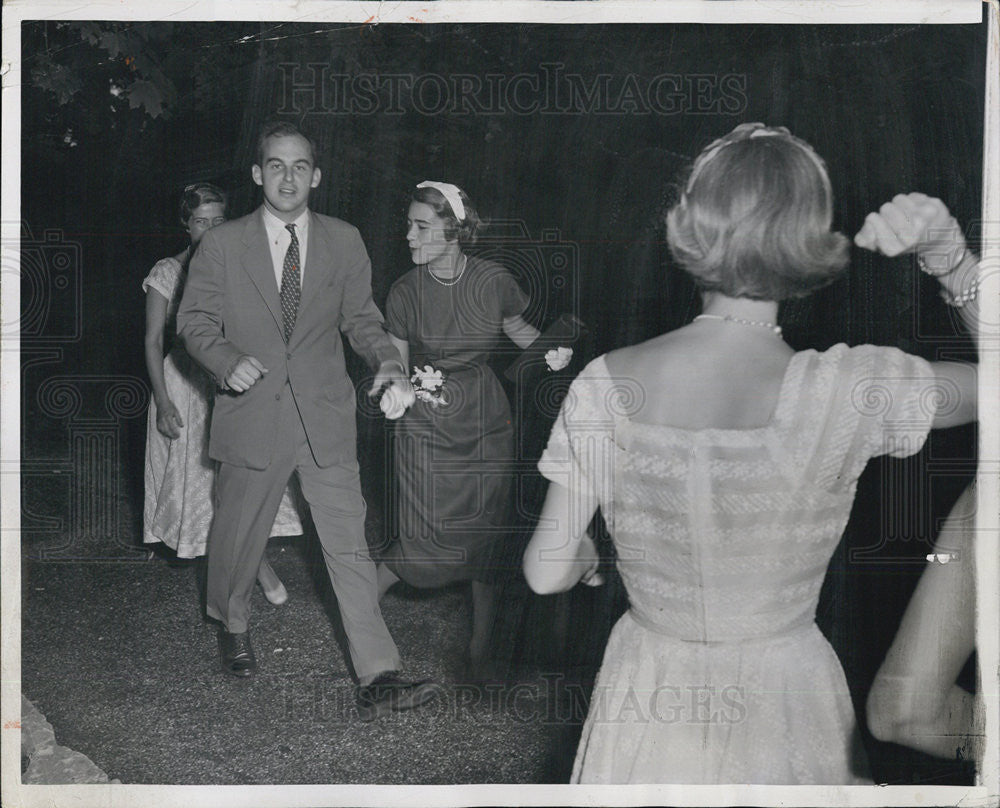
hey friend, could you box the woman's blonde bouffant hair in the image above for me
[666,123,850,301]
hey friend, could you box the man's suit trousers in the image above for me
[205,385,401,683]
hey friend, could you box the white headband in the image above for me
[416,181,466,222]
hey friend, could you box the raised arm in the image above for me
[855,193,979,428]
[856,193,980,337]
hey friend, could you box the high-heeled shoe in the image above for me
[257,557,288,605]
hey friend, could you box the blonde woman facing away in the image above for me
[523,124,979,784]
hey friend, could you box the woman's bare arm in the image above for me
[144,289,183,439]
[866,485,982,760]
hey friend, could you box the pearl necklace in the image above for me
[693,313,782,336]
[428,254,468,287]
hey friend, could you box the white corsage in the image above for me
[411,365,448,407]
[379,383,416,420]
[544,346,573,371]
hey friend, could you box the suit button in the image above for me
[286,352,292,360]
[275,394,281,401]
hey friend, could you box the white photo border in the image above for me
[2,2,995,807]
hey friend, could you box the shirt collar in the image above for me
[261,205,310,238]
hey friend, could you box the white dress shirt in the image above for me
[262,206,310,291]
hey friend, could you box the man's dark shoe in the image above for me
[218,630,256,677]
[356,672,439,721]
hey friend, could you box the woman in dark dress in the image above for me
[377,181,570,673]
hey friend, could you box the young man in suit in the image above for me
[178,121,432,720]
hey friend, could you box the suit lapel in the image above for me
[297,212,333,323]
[240,209,284,333]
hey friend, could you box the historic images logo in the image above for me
[280,672,748,727]
[278,63,748,117]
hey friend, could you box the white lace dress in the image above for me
[538,345,937,784]
[143,257,303,557]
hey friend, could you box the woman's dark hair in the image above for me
[411,184,481,247]
[180,182,228,226]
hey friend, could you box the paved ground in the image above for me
[19,536,600,786]
[17,527,977,790]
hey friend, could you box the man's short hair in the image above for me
[255,121,319,167]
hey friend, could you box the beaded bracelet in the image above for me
[917,246,968,277]
[939,273,980,308]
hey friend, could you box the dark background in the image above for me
[20,19,985,784]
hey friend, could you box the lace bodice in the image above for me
[539,345,936,642]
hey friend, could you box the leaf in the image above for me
[147,67,177,105]
[30,59,82,105]
[146,22,173,42]
[99,31,120,58]
[126,79,163,117]
[77,22,103,45]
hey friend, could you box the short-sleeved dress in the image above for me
[143,257,303,558]
[538,344,937,784]
[381,255,529,586]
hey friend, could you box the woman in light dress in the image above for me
[143,183,303,603]
[523,123,980,784]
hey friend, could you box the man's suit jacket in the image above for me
[177,206,400,470]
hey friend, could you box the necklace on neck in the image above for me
[428,254,468,287]
[693,313,782,336]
